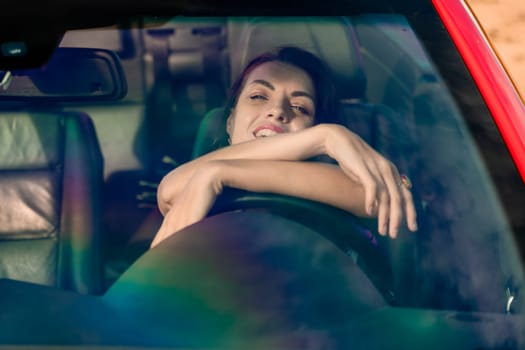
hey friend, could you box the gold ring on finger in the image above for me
[399,174,412,190]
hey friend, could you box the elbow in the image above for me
[156,175,173,216]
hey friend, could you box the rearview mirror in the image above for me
[0,47,127,101]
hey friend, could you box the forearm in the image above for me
[158,124,333,214]
[217,159,369,217]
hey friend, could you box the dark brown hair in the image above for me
[225,46,336,124]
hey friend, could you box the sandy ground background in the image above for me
[466,0,525,255]
[466,0,525,99]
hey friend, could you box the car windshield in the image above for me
[0,4,524,349]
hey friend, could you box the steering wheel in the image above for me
[208,188,397,304]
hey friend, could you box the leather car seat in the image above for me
[0,111,104,295]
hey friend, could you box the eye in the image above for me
[291,105,312,116]
[249,94,268,101]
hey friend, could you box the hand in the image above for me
[323,124,417,238]
[151,161,224,248]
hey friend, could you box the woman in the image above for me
[151,46,417,248]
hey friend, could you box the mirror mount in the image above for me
[0,47,127,101]
[0,71,11,91]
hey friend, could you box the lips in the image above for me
[253,124,285,138]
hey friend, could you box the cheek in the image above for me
[227,112,255,144]
[230,104,257,131]
[229,115,246,134]
[292,117,315,131]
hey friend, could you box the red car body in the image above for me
[434,0,525,180]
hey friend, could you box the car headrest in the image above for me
[192,17,368,159]
[228,16,367,101]
[191,107,229,159]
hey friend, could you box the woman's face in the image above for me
[226,61,317,144]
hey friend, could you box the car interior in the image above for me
[54,15,423,301]
[0,8,524,348]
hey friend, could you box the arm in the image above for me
[222,159,368,215]
[151,159,369,248]
[158,123,417,237]
[157,124,330,214]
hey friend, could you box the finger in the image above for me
[401,185,418,232]
[395,172,418,232]
[377,190,390,236]
[337,136,389,215]
[358,146,394,216]
[341,160,379,215]
[386,183,403,238]
[363,175,379,216]
[380,163,404,238]
[358,151,387,216]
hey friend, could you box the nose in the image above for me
[266,101,292,123]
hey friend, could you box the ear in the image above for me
[226,109,234,137]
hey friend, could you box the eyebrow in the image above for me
[250,79,315,102]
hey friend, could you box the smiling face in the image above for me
[226,61,317,144]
